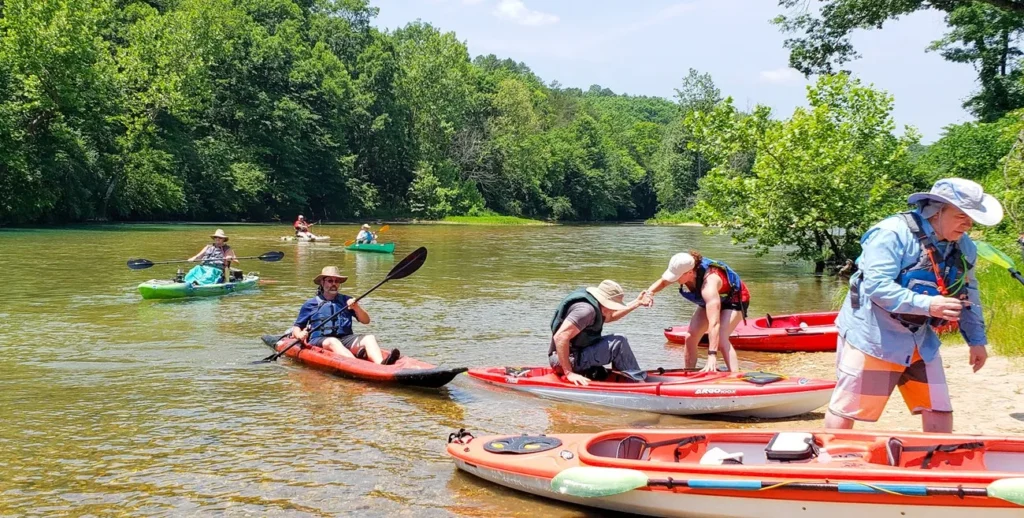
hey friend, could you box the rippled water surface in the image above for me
[0,223,842,516]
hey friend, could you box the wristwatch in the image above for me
[708,350,718,356]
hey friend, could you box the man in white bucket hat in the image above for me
[826,178,1003,433]
[548,280,653,386]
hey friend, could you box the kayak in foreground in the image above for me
[260,335,465,388]
[467,367,834,418]
[447,427,1024,518]
[345,242,396,254]
[665,311,839,352]
[281,234,330,242]
[138,275,259,300]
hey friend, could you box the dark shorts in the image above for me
[309,334,365,355]
[722,300,750,317]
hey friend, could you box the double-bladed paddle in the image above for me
[255,246,427,363]
[975,241,1024,286]
[344,224,390,247]
[550,466,1024,505]
[126,251,284,270]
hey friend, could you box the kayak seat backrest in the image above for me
[886,438,986,469]
[614,434,708,462]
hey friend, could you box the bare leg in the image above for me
[921,411,953,433]
[824,412,855,429]
[321,337,356,358]
[683,308,708,370]
[717,309,743,372]
[356,335,384,364]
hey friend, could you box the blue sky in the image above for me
[372,0,980,143]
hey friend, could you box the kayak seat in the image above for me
[886,438,985,469]
[583,365,610,381]
[614,434,707,462]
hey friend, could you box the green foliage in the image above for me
[942,261,1024,356]
[688,73,925,270]
[914,119,1016,181]
[440,213,547,225]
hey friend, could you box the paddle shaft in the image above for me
[141,254,266,266]
[644,477,990,498]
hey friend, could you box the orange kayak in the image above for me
[447,427,1024,517]
[261,335,465,388]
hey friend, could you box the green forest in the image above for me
[1,0,1023,263]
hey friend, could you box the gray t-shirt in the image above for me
[548,302,597,356]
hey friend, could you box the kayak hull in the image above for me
[260,335,465,388]
[665,311,839,352]
[447,428,1024,518]
[138,275,259,300]
[281,234,330,242]
[345,242,396,254]
[467,367,834,418]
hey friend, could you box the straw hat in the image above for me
[313,266,348,285]
[361,224,371,230]
[210,229,229,241]
[585,280,627,311]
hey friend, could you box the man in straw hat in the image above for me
[289,266,398,365]
[355,224,377,244]
[184,229,238,285]
[548,280,653,386]
[826,178,1003,433]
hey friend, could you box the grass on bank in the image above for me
[964,263,1024,356]
[644,209,701,225]
[439,214,549,225]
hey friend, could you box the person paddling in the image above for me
[646,251,750,373]
[184,229,238,285]
[549,280,652,386]
[289,266,398,365]
[355,224,377,244]
[294,215,311,238]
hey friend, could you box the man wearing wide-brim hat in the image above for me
[826,178,1003,433]
[356,223,377,244]
[288,266,398,365]
[548,280,653,386]
[183,229,239,285]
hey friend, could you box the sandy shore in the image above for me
[775,343,1024,435]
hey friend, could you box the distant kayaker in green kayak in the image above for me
[356,224,377,244]
[549,280,652,386]
[184,229,238,285]
[289,266,398,365]
[646,251,750,373]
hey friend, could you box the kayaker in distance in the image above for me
[293,215,311,238]
[184,229,238,285]
[646,251,750,373]
[826,178,1002,433]
[549,280,653,386]
[355,224,377,244]
[290,266,399,365]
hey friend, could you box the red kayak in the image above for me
[261,335,466,388]
[665,311,961,353]
[664,312,839,352]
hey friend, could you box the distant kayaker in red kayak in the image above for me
[184,229,238,285]
[646,251,749,373]
[549,280,653,386]
[826,178,1002,433]
[289,266,398,365]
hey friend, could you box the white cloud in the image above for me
[758,67,804,85]
[493,0,559,26]
[462,0,484,4]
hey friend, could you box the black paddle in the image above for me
[127,251,284,270]
[256,246,428,363]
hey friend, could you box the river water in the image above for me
[0,223,842,516]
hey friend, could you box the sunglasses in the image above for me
[323,278,343,284]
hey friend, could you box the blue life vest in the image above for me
[308,295,354,340]
[679,258,744,307]
[850,212,970,330]
[200,244,230,268]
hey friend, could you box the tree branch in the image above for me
[976,0,1024,14]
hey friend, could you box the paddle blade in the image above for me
[258,251,285,262]
[551,467,649,498]
[344,239,355,247]
[386,246,427,281]
[989,478,1024,506]
[126,258,155,270]
[378,224,390,233]
[976,241,1014,270]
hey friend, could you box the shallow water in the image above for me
[0,223,842,516]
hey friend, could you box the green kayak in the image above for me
[138,275,260,300]
[345,242,395,254]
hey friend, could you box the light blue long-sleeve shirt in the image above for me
[836,211,987,366]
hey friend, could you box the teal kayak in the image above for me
[345,242,395,254]
[138,275,259,300]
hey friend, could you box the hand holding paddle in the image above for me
[256,246,427,363]
[976,241,1024,286]
[127,251,284,270]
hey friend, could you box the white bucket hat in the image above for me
[662,252,696,282]
[585,280,628,311]
[907,178,1003,226]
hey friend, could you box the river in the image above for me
[0,223,842,516]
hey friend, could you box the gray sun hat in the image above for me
[585,280,628,311]
[907,178,1003,226]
